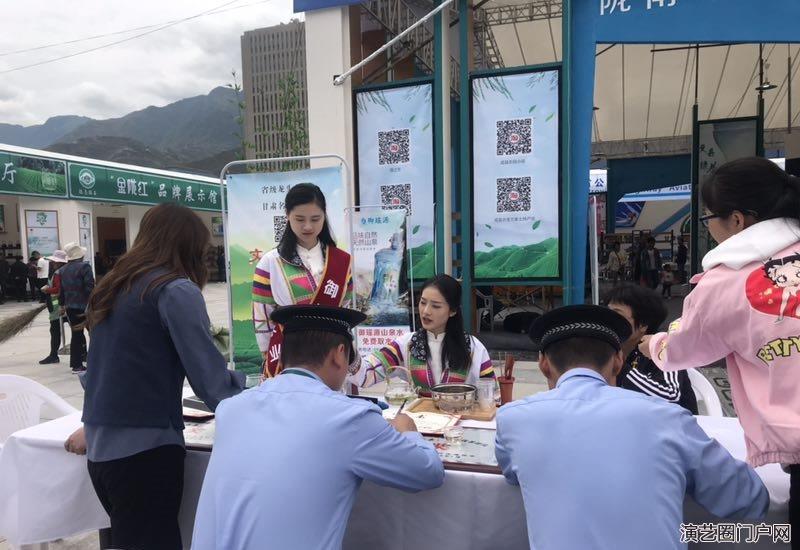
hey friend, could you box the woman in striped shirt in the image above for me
[251,183,353,378]
[349,274,495,396]
[605,283,697,414]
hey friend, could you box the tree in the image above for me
[226,70,254,161]
[275,72,309,171]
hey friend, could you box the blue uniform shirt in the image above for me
[192,368,444,550]
[495,368,769,550]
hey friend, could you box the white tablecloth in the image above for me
[0,412,109,546]
[0,413,791,549]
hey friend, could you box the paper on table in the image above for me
[184,420,216,449]
[404,411,460,434]
[459,419,497,430]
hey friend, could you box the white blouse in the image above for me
[427,331,445,385]
[297,241,324,285]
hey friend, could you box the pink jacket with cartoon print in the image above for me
[650,217,800,468]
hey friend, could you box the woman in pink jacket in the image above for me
[639,157,800,541]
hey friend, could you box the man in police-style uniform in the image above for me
[495,304,768,550]
[192,305,444,550]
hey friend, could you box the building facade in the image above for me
[0,144,225,280]
[241,20,309,163]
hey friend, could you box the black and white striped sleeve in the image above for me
[624,367,681,402]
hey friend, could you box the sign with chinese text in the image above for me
[0,151,67,198]
[25,210,59,257]
[67,162,222,212]
[589,169,607,194]
[225,166,348,372]
[355,326,410,358]
[592,1,800,44]
[349,206,411,355]
[471,68,561,281]
[355,82,435,280]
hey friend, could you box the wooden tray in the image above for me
[407,398,496,421]
[183,407,214,422]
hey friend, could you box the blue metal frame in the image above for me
[433,5,447,276]
[457,0,472,328]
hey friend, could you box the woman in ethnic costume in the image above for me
[349,274,495,396]
[252,183,353,378]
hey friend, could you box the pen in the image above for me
[397,398,408,415]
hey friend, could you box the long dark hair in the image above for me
[86,203,210,329]
[421,274,470,372]
[277,183,337,260]
[701,157,800,223]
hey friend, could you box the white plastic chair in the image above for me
[0,374,78,449]
[687,368,724,417]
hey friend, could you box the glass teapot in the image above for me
[384,376,418,406]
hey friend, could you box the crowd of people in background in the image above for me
[602,232,690,299]
[0,251,50,304]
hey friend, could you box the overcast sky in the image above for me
[0,0,297,126]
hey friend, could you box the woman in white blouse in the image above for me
[349,274,495,396]
[252,183,353,377]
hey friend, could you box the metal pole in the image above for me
[789,44,793,134]
[219,154,352,370]
[333,0,454,86]
[588,196,600,305]
[690,104,700,276]
[759,43,765,103]
[457,0,473,330]
[758,45,766,151]
[695,44,699,104]
[434,0,452,275]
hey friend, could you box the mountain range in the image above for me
[0,86,243,177]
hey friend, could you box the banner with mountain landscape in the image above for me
[225,166,348,373]
[355,81,435,280]
[471,68,561,281]
[349,206,411,358]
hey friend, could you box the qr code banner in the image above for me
[496,118,532,156]
[496,177,532,212]
[378,129,411,165]
[380,183,412,216]
[273,215,287,242]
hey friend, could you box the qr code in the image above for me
[273,215,287,242]
[496,177,531,212]
[496,118,532,156]
[378,129,410,165]
[380,183,412,216]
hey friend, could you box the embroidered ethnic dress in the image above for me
[349,328,495,396]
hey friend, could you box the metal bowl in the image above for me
[430,383,477,413]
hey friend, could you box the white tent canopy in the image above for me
[478,2,798,143]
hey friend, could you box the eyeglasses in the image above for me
[700,210,759,228]
[699,213,720,228]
